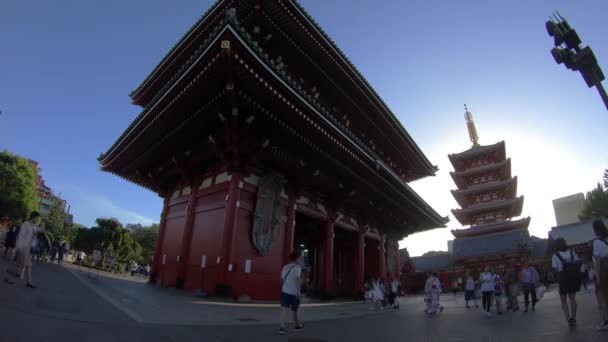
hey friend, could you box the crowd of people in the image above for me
[364,276,401,311]
[416,220,608,332]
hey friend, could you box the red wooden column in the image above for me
[379,234,387,281]
[221,171,243,285]
[395,242,401,278]
[177,183,200,287]
[283,186,297,262]
[355,228,365,294]
[152,197,169,283]
[322,212,335,296]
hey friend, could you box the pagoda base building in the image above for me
[99,0,447,300]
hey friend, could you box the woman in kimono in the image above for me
[424,273,442,314]
[371,277,384,311]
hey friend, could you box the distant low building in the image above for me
[549,218,605,257]
[552,193,585,226]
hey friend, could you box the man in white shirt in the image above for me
[520,262,540,312]
[279,252,303,335]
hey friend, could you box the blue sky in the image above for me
[1,1,607,255]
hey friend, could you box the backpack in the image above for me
[555,249,582,281]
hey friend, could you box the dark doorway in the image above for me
[333,227,357,297]
[294,213,323,297]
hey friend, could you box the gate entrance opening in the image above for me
[293,213,323,297]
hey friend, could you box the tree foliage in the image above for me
[72,218,143,264]
[130,224,158,264]
[0,150,39,220]
[579,183,608,221]
[44,199,66,241]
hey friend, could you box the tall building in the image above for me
[449,106,532,266]
[28,159,72,224]
[552,193,585,226]
[99,0,447,300]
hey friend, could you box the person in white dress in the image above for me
[371,278,384,311]
[4,212,46,288]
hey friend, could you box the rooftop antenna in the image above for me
[464,104,479,147]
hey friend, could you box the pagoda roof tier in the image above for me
[98,23,448,236]
[452,227,530,259]
[124,0,438,180]
[450,159,511,189]
[451,217,531,238]
[451,177,518,208]
[451,196,524,226]
[448,141,506,172]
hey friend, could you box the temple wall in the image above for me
[154,167,393,300]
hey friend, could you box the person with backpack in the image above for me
[592,220,608,331]
[551,238,582,327]
[279,252,303,335]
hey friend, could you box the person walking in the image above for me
[424,273,442,315]
[505,262,521,312]
[479,266,494,317]
[389,276,400,310]
[592,220,608,331]
[4,212,45,288]
[492,270,505,315]
[371,277,384,311]
[520,262,540,312]
[4,225,17,257]
[279,252,303,335]
[464,273,478,309]
[551,237,583,326]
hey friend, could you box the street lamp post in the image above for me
[546,12,608,111]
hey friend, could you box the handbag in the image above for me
[536,285,546,299]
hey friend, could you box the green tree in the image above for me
[72,218,144,266]
[72,226,96,253]
[0,150,39,219]
[131,224,158,264]
[579,183,608,220]
[43,199,66,242]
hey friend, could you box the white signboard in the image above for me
[245,259,252,274]
[201,255,207,269]
[93,250,102,262]
[228,264,233,272]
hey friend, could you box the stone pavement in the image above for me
[1,259,607,342]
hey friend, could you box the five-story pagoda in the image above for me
[449,106,531,266]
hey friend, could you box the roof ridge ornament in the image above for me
[464,104,479,147]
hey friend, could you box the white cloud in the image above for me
[60,184,156,226]
[88,195,156,226]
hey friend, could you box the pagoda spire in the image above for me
[464,104,479,147]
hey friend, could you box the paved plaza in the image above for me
[0,260,606,342]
